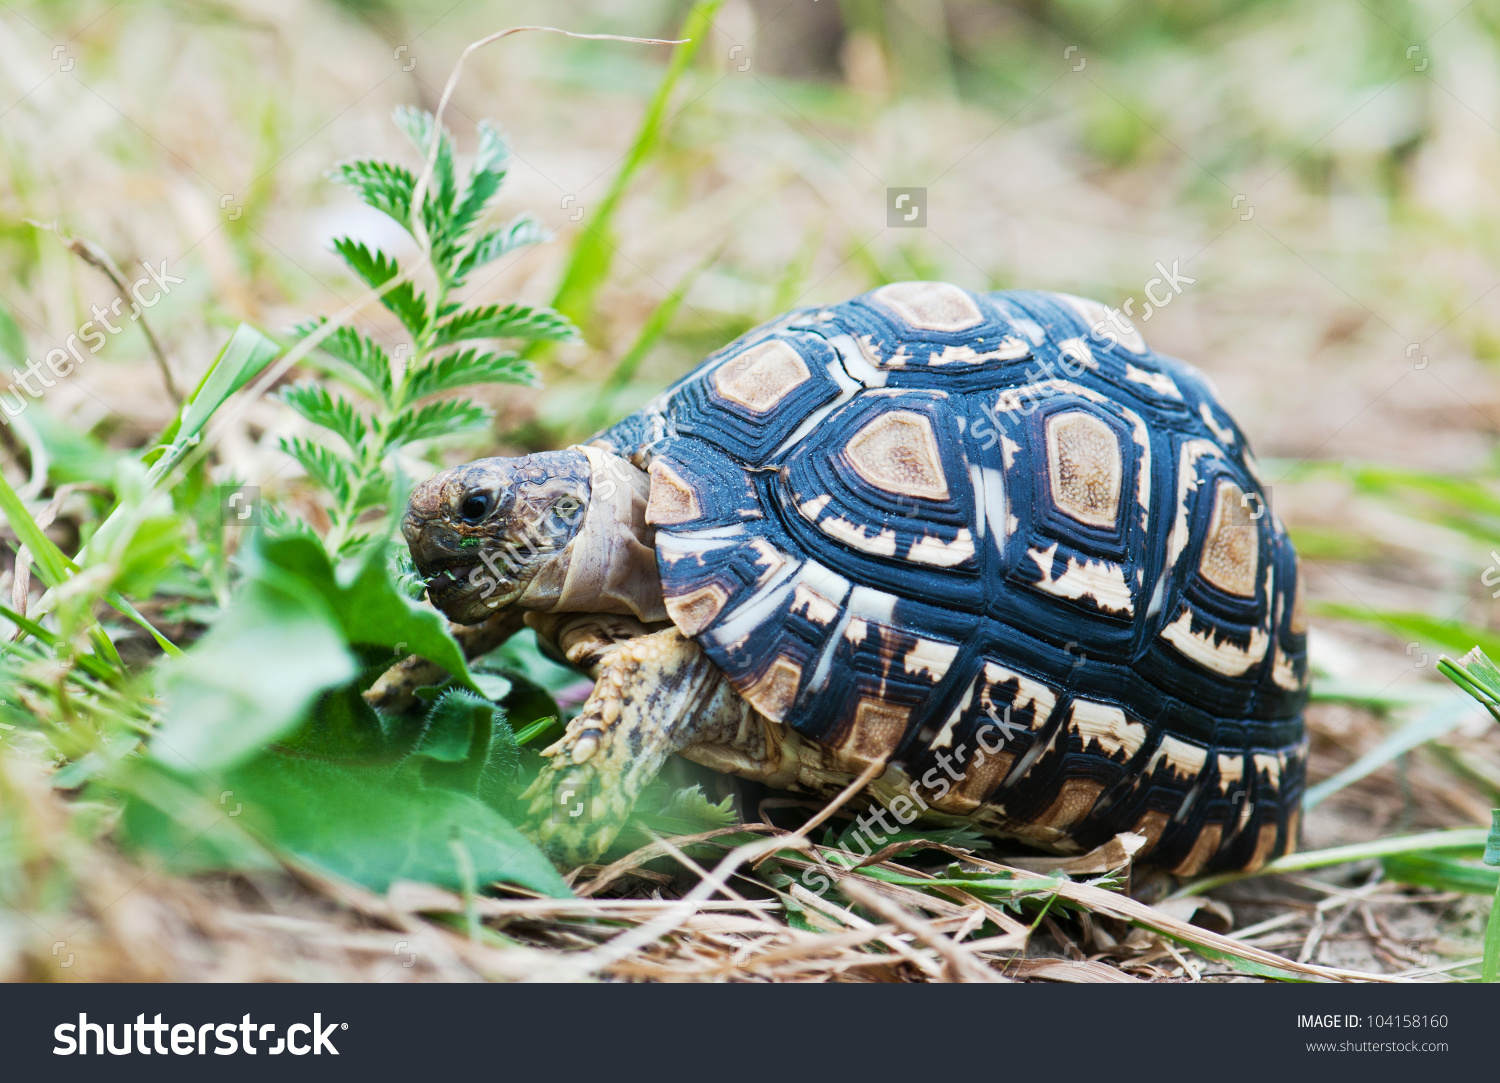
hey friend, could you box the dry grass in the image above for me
[2,729,1491,984]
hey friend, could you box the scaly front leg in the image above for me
[522,626,729,864]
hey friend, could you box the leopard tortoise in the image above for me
[402,281,1309,873]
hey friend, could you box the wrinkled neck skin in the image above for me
[517,446,666,623]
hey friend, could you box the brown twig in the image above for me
[35,224,181,404]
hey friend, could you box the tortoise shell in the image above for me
[594,281,1308,874]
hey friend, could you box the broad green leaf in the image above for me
[151,558,356,773]
[414,689,492,763]
[116,760,279,876]
[257,532,477,693]
[485,627,586,696]
[226,755,568,896]
[410,688,521,798]
[119,755,568,898]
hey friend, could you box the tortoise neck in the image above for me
[515,445,666,623]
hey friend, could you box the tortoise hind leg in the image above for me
[522,626,748,864]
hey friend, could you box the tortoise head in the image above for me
[402,450,593,624]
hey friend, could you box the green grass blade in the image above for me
[0,463,74,586]
[0,603,117,681]
[145,324,281,481]
[1175,827,1491,897]
[1484,883,1500,982]
[546,0,722,335]
[514,714,560,746]
[1485,811,1500,982]
[1302,697,1477,810]
[1312,601,1500,663]
[583,249,715,434]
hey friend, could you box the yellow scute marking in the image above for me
[1152,735,1207,780]
[1046,410,1121,529]
[1069,700,1146,759]
[903,637,959,682]
[1159,607,1269,677]
[844,410,949,501]
[820,515,898,557]
[908,529,975,567]
[713,338,811,412]
[1199,479,1259,597]
[872,281,983,333]
[645,460,701,525]
[1028,544,1134,615]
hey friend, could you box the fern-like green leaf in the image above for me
[401,349,536,404]
[444,125,509,246]
[330,238,429,339]
[393,105,456,222]
[262,501,322,543]
[290,319,394,402]
[329,158,416,228]
[472,120,508,177]
[350,465,393,515]
[278,382,371,453]
[382,399,492,449]
[279,435,355,507]
[431,303,578,348]
[451,214,547,287]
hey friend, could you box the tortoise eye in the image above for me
[459,492,492,523]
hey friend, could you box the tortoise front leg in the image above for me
[521,626,738,864]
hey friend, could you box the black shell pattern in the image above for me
[595,282,1309,874]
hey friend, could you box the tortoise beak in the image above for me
[401,510,458,578]
[402,472,464,578]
